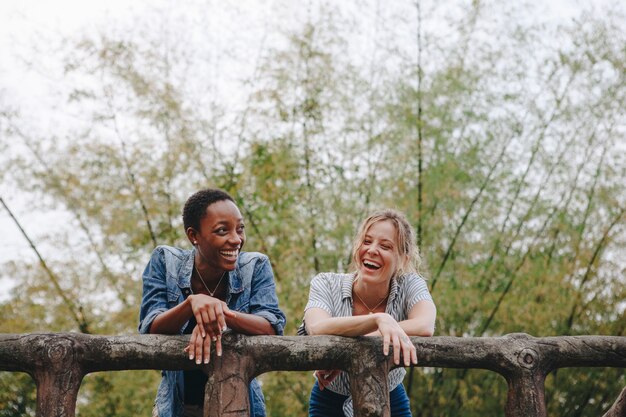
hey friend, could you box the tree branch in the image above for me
[0,197,90,333]
[431,133,512,291]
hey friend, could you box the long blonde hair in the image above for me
[349,209,422,277]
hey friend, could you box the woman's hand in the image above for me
[188,294,237,341]
[375,313,417,367]
[314,370,340,390]
[304,308,418,366]
[184,324,216,364]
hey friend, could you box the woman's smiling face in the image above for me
[356,220,400,284]
[194,199,245,272]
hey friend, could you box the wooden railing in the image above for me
[0,333,625,417]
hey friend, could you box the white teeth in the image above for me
[363,260,380,268]
[220,250,238,257]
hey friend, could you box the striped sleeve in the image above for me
[402,273,434,313]
[304,273,336,315]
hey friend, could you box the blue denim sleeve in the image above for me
[138,247,170,334]
[249,257,286,335]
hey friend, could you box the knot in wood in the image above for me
[46,338,73,363]
[517,348,538,369]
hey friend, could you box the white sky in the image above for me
[0,0,148,296]
[0,0,624,300]
[0,0,274,298]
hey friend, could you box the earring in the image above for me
[194,241,198,244]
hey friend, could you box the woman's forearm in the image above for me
[149,297,192,334]
[149,295,276,336]
[398,301,437,337]
[305,313,385,336]
[398,318,435,337]
[226,312,276,335]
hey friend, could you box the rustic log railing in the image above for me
[0,333,625,417]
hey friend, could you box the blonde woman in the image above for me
[299,209,436,417]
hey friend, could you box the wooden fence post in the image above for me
[348,347,392,417]
[204,350,253,417]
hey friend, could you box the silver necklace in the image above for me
[353,281,388,314]
[194,264,225,297]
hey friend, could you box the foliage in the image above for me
[0,1,624,416]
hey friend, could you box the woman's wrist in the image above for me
[373,312,389,324]
[185,294,195,312]
[224,313,235,329]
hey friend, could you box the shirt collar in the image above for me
[388,275,399,303]
[179,248,195,289]
[340,273,400,303]
[341,273,356,300]
[181,247,242,294]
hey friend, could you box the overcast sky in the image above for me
[0,0,624,300]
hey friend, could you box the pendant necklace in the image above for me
[194,264,225,297]
[353,282,388,314]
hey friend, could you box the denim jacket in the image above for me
[138,245,286,417]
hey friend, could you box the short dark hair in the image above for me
[182,188,235,232]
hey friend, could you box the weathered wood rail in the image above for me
[0,333,625,417]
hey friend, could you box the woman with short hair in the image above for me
[139,188,285,417]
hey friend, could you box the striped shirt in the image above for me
[299,272,434,415]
